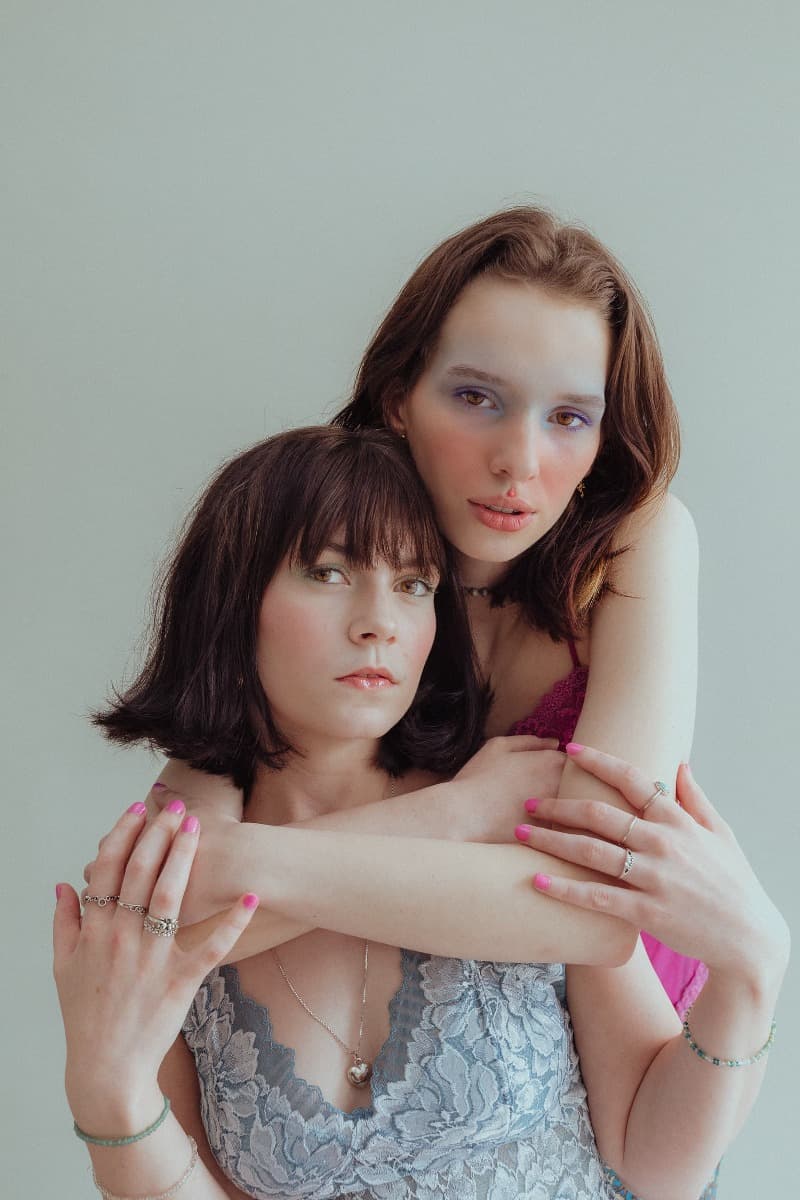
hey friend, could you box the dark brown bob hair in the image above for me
[334,206,681,640]
[94,427,486,790]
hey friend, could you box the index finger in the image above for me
[565,743,679,818]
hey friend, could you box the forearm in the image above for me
[199,822,635,964]
[176,777,464,955]
[612,959,786,1200]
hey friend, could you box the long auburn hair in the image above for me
[334,207,681,640]
[94,427,487,790]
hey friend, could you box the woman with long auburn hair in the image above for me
[61,427,787,1200]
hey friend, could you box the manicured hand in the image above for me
[453,734,564,842]
[513,744,788,978]
[54,800,259,1133]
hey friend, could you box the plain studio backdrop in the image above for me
[2,3,797,1197]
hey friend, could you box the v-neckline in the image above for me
[220,948,423,1122]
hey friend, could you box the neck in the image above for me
[456,550,510,594]
[247,739,391,825]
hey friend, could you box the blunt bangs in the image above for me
[285,432,448,581]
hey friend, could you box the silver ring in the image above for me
[143,913,179,938]
[641,780,669,814]
[117,899,148,916]
[621,815,638,846]
[82,894,119,908]
[620,848,635,880]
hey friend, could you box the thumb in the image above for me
[676,762,717,831]
[53,883,82,967]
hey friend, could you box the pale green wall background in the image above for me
[2,2,797,1196]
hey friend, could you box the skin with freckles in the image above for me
[395,277,607,586]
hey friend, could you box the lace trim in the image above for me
[219,947,424,1124]
[507,664,589,751]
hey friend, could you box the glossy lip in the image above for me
[336,668,398,689]
[469,495,534,515]
[468,499,536,533]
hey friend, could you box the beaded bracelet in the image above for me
[92,1136,198,1200]
[74,1095,171,1146]
[682,1006,776,1068]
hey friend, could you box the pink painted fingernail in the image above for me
[127,801,147,815]
[514,824,532,841]
[181,814,199,834]
[242,892,260,910]
[166,798,185,815]
[524,797,539,814]
[55,883,63,900]
[152,782,166,791]
[565,742,584,755]
[533,873,552,891]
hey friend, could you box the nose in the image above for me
[488,414,541,484]
[348,590,398,645]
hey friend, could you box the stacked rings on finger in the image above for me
[116,899,148,916]
[620,848,635,880]
[143,913,180,938]
[621,815,638,846]
[82,894,119,908]
[641,779,669,814]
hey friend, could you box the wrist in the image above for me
[710,913,790,1003]
[67,1074,164,1138]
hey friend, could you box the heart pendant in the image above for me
[346,1058,372,1088]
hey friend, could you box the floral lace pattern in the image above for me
[183,952,617,1199]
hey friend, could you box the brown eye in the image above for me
[552,411,584,429]
[457,390,494,408]
[398,577,436,597]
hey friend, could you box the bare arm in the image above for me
[158,729,623,964]
[518,750,789,1200]
[55,806,258,1200]
[180,817,635,965]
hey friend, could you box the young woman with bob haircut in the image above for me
[58,427,787,1200]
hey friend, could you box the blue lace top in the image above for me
[182,950,618,1199]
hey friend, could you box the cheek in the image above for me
[257,599,326,681]
[545,435,600,489]
[408,610,437,673]
[411,420,481,497]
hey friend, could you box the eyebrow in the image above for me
[444,364,606,410]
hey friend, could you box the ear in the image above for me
[382,383,408,437]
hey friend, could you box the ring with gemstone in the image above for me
[641,780,669,814]
[143,913,179,937]
[619,848,635,880]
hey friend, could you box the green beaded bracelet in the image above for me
[73,1094,171,1146]
[682,1007,776,1068]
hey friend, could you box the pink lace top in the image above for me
[508,640,708,1018]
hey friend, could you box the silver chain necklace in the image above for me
[272,940,372,1088]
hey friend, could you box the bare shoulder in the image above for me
[613,491,698,553]
[606,492,698,596]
